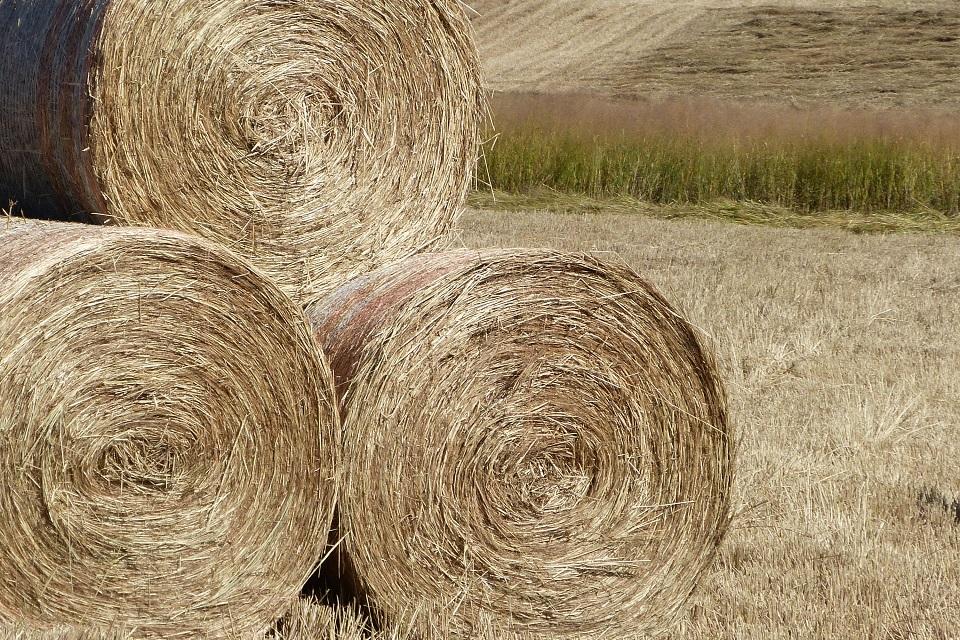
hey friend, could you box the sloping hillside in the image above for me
[468,1,709,94]
[470,0,960,106]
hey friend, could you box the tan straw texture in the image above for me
[0,219,338,638]
[0,1,485,302]
[308,249,734,640]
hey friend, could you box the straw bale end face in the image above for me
[0,0,486,301]
[0,220,339,638]
[308,249,734,639]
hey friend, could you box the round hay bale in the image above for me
[0,1,485,302]
[0,219,339,638]
[307,250,734,639]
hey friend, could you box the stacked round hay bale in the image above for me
[0,0,485,302]
[308,249,734,639]
[0,219,339,639]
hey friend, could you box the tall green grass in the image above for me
[481,94,960,214]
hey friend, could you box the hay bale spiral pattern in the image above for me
[0,0,485,302]
[308,250,733,639]
[0,220,338,638]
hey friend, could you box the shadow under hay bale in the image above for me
[307,249,734,640]
[0,0,485,302]
[0,219,339,638]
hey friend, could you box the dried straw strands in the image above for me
[0,628,130,640]
[308,250,734,639]
[0,220,339,638]
[0,0,485,302]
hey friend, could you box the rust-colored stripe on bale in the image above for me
[310,252,477,399]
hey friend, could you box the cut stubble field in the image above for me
[471,0,960,108]
[605,5,960,108]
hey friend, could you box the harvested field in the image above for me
[608,7,960,107]
[471,1,959,108]
[456,207,960,639]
